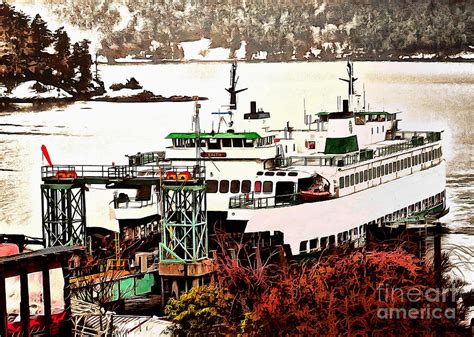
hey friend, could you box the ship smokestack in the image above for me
[343,99,349,113]
[250,101,257,114]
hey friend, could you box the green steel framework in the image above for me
[159,184,208,263]
[41,184,87,247]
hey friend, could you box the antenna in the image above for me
[194,100,202,169]
[225,62,247,110]
[339,57,358,98]
[363,83,366,111]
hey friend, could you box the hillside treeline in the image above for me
[50,0,473,61]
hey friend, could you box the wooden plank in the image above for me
[20,271,30,337]
[0,275,7,337]
[42,266,52,336]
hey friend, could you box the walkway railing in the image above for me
[41,164,206,181]
[229,192,301,209]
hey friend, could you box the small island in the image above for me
[90,78,207,103]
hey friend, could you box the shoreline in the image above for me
[102,57,474,66]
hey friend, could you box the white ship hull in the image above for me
[230,161,446,254]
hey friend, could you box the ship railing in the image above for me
[229,192,301,209]
[127,151,166,166]
[112,195,155,209]
[41,164,206,181]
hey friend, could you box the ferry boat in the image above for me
[109,61,447,256]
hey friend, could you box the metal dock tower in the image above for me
[41,183,87,247]
[159,101,215,303]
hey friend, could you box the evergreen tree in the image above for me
[54,27,71,58]
[30,14,53,57]
[53,27,71,83]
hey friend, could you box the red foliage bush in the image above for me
[215,248,468,336]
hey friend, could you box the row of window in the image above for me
[339,147,442,189]
[371,125,385,134]
[173,138,255,149]
[256,171,298,177]
[207,179,274,194]
[300,190,445,253]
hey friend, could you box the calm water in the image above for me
[0,61,473,278]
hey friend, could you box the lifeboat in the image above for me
[300,184,332,203]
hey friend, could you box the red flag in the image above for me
[41,145,53,166]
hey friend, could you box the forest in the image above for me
[48,0,473,61]
[0,3,103,96]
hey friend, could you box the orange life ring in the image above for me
[178,171,192,181]
[165,171,177,180]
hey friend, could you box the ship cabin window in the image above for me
[242,180,251,193]
[206,180,218,193]
[355,172,359,184]
[408,157,412,167]
[371,128,373,135]
[230,180,240,193]
[233,138,243,147]
[350,174,354,186]
[257,136,274,147]
[174,138,185,148]
[359,171,363,182]
[345,176,349,187]
[222,139,232,147]
[372,167,376,178]
[381,165,385,176]
[389,164,393,174]
[276,172,286,176]
[377,126,379,133]
[339,177,344,188]
[208,139,221,150]
[185,139,196,148]
[320,237,328,249]
[368,169,372,180]
[265,171,275,176]
[219,180,229,193]
[254,181,262,193]
[288,172,298,176]
[385,164,388,174]
[263,181,273,193]
[244,139,254,148]
[377,166,381,177]
[300,241,308,253]
[293,144,296,151]
[257,171,263,176]
[364,170,368,182]
[404,158,408,169]
[309,239,318,250]
[382,126,385,132]
[397,160,401,171]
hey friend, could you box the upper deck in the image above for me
[165,131,278,160]
[287,130,442,169]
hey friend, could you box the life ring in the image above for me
[165,171,177,180]
[178,171,192,181]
